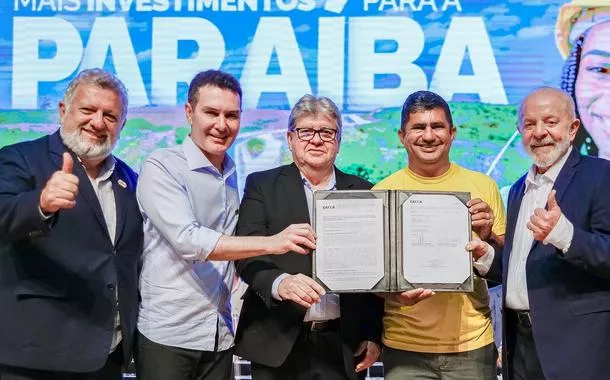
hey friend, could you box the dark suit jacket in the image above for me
[234,163,383,379]
[0,131,143,372]
[488,148,610,380]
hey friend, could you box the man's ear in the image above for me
[58,101,67,123]
[569,118,581,141]
[287,131,294,151]
[398,127,406,144]
[185,102,193,125]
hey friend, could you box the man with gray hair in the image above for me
[0,68,143,379]
[234,94,384,379]
[469,87,610,380]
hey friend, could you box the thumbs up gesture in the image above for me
[527,190,562,241]
[39,152,80,214]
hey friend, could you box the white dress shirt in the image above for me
[504,147,574,310]
[271,171,340,322]
[137,136,239,351]
[84,157,122,352]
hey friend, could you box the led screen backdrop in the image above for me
[1,0,606,200]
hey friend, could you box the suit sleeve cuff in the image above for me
[473,243,495,276]
[39,206,55,221]
[271,273,290,301]
[544,213,573,254]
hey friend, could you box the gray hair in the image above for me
[519,86,576,121]
[63,68,128,120]
[288,94,342,140]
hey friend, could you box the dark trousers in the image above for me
[511,323,545,380]
[251,328,352,380]
[134,331,233,380]
[0,345,123,380]
[383,343,497,380]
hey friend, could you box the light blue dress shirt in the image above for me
[136,136,239,351]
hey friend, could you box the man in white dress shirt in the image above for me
[469,87,610,380]
[135,70,317,380]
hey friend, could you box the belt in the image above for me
[304,318,340,332]
[514,310,532,328]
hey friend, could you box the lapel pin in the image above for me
[118,179,127,189]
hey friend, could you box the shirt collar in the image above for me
[77,155,115,182]
[98,155,116,181]
[525,146,572,191]
[182,135,236,177]
[301,170,337,191]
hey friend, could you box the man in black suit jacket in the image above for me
[234,94,384,380]
[470,87,610,380]
[0,68,143,379]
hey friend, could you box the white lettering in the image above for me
[442,0,461,12]
[64,0,81,11]
[430,17,507,104]
[95,0,115,11]
[152,0,169,10]
[136,0,153,11]
[241,17,311,109]
[363,0,377,11]
[379,0,396,11]
[12,17,83,109]
[14,0,34,11]
[37,0,57,11]
[276,0,297,12]
[79,17,149,106]
[151,17,225,105]
[196,0,218,11]
[221,0,236,11]
[347,17,426,111]
[417,0,437,11]
[318,17,345,109]
[298,0,315,11]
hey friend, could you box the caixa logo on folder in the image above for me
[322,205,336,209]
[409,199,423,204]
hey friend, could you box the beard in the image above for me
[525,134,571,169]
[60,126,116,161]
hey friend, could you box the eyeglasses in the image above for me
[293,128,338,142]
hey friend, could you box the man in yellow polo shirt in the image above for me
[374,90,506,379]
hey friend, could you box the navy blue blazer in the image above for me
[488,148,610,380]
[0,131,143,372]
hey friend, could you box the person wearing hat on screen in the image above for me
[557,0,610,160]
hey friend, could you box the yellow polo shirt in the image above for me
[373,164,506,353]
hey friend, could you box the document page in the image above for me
[315,198,385,291]
[402,194,470,284]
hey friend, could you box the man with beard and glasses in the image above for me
[468,87,610,380]
[0,68,143,380]
[373,90,506,380]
